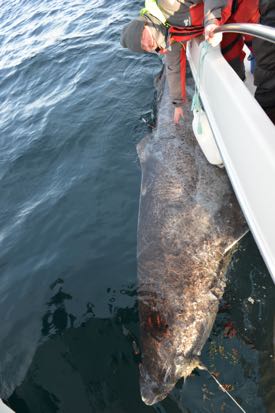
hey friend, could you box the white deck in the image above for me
[187,38,275,283]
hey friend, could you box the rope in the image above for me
[191,41,210,135]
[198,364,247,413]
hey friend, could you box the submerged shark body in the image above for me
[136,76,247,405]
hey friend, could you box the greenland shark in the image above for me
[136,73,247,405]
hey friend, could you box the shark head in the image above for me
[139,344,201,405]
[137,296,211,406]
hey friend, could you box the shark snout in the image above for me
[139,355,201,405]
[140,376,173,405]
[139,362,180,405]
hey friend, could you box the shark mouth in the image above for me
[140,376,174,405]
[139,356,201,405]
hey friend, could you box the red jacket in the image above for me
[163,0,259,104]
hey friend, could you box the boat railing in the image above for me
[214,23,275,43]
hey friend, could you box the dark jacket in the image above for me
[158,0,227,27]
[159,0,230,106]
[161,0,259,107]
[253,0,275,109]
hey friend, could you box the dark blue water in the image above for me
[0,1,274,412]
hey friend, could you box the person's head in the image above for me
[120,16,167,54]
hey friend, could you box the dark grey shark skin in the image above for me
[136,76,247,406]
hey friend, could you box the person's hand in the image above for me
[204,23,222,47]
[174,106,184,124]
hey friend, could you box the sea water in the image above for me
[0,1,274,412]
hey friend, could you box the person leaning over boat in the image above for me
[253,0,275,124]
[120,0,259,124]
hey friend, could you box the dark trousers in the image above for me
[253,0,275,124]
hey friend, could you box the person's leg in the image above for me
[254,40,275,124]
[264,107,275,124]
[253,0,275,124]
[221,33,246,79]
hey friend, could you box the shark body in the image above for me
[137,75,247,405]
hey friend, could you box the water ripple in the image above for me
[1,1,273,411]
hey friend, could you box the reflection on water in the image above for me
[8,280,146,413]
[6,234,275,413]
[1,0,274,412]
[41,278,75,336]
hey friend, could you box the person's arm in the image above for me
[165,42,185,123]
[204,0,227,43]
[204,0,227,26]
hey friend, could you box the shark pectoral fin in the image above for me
[223,229,250,256]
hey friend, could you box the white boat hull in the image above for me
[187,38,275,283]
[0,400,15,412]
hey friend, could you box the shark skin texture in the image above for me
[136,74,247,405]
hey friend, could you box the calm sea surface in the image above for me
[0,1,274,412]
